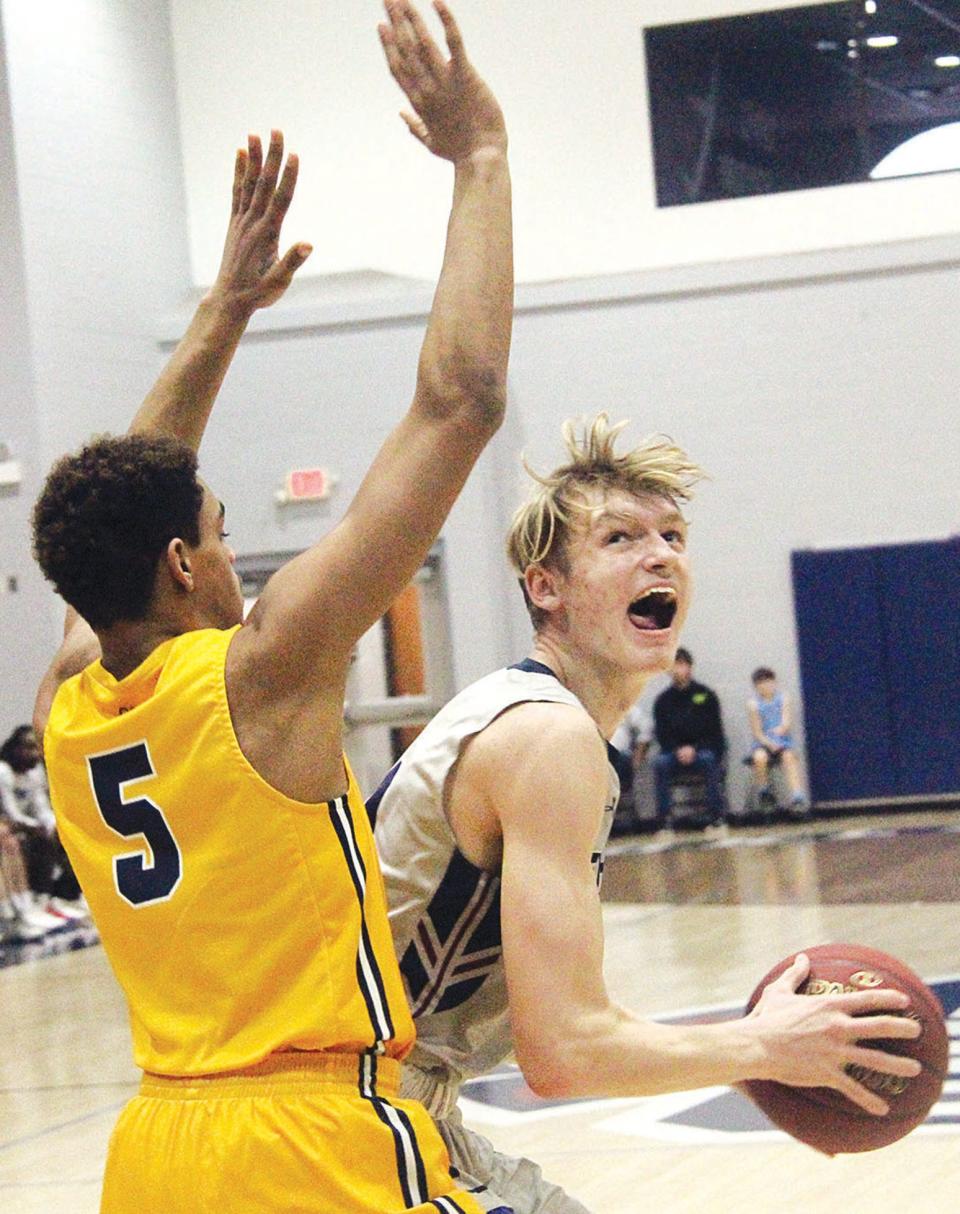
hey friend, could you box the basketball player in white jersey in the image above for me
[368,416,923,1214]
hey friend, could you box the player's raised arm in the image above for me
[33,131,310,736]
[131,129,311,447]
[241,0,512,680]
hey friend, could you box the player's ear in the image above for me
[524,564,561,616]
[165,538,194,592]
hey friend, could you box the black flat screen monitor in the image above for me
[645,0,960,206]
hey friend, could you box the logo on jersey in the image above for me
[401,849,502,1016]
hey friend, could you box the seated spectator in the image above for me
[0,725,85,917]
[611,679,667,832]
[0,818,64,939]
[652,648,726,825]
[746,666,810,820]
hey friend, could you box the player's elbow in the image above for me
[416,359,507,435]
[514,1029,596,1100]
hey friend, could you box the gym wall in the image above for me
[1,0,957,799]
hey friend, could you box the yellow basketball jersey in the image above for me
[44,626,415,1076]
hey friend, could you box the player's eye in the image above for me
[662,529,685,548]
[606,530,630,544]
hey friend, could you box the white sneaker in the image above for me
[47,897,88,920]
[9,912,48,941]
[22,905,65,931]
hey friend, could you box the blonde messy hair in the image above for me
[506,414,704,629]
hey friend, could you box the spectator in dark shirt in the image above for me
[652,648,726,823]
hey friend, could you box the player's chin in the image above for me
[627,623,676,669]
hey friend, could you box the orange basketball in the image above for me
[742,943,948,1154]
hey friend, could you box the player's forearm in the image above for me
[128,287,254,450]
[519,1004,769,1099]
[416,147,512,428]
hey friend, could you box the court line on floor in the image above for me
[0,1177,101,1190]
[0,1081,136,1094]
[607,819,960,859]
[0,1100,128,1155]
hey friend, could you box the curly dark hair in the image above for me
[0,724,36,768]
[32,433,203,628]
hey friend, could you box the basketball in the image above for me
[742,943,948,1155]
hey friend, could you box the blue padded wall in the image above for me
[877,538,960,798]
[792,538,960,805]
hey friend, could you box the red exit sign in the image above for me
[285,467,332,501]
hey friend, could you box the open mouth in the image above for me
[628,587,678,632]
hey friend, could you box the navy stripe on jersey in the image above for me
[328,795,395,1045]
[400,848,501,1017]
[366,759,400,829]
[509,657,559,678]
[358,1051,430,1208]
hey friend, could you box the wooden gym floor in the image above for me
[1,807,958,1213]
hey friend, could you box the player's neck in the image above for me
[527,637,649,739]
[97,610,194,681]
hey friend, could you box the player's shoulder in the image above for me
[476,701,610,836]
[476,697,605,770]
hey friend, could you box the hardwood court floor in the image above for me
[1,809,958,1213]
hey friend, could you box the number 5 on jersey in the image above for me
[87,742,182,907]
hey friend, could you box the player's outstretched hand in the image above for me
[212,129,312,314]
[746,953,923,1115]
[378,0,506,162]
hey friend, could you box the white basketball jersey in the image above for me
[368,660,620,1084]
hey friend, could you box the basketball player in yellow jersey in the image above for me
[32,4,512,1212]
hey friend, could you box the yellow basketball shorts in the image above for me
[100,1052,487,1214]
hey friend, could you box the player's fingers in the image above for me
[260,242,312,294]
[239,133,262,211]
[378,20,402,74]
[267,153,299,226]
[278,241,312,278]
[833,1071,890,1117]
[402,1,447,79]
[840,1009,921,1040]
[386,1,417,57]
[843,1045,922,1078]
[434,0,465,62]
[251,129,284,216]
[388,3,435,89]
[379,23,423,102]
[834,987,914,1016]
[768,953,810,994]
[231,148,247,216]
[400,112,430,146]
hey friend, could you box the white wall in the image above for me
[173,239,960,800]
[2,0,958,802]
[503,256,960,792]
[170,0,960,285]
[0,10,50,742]
[3,0,192,464]
[0,0,192,731]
